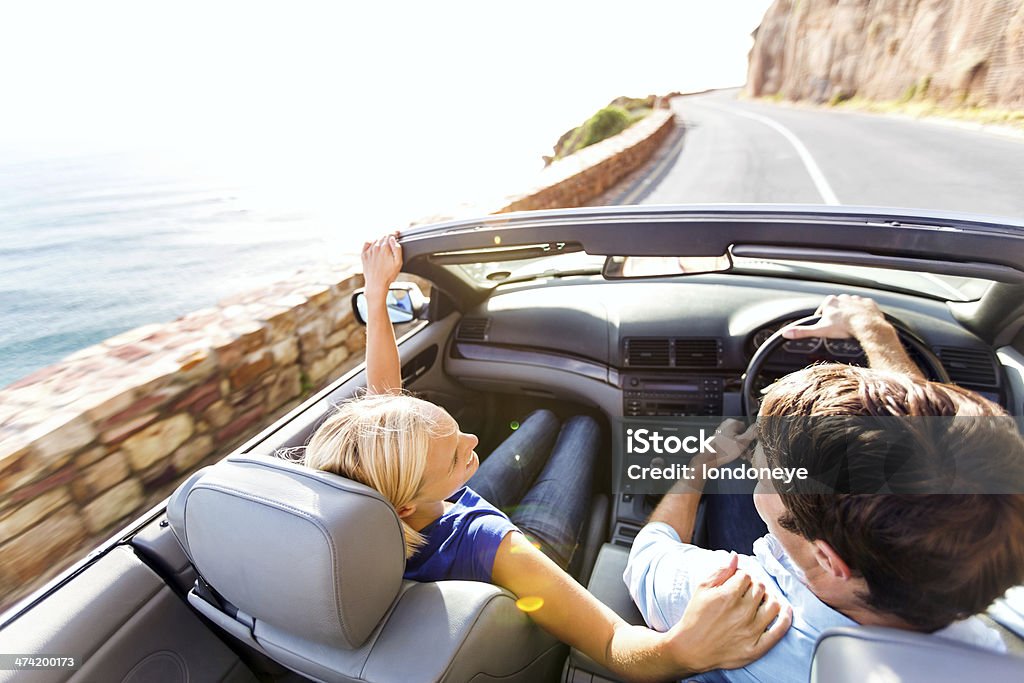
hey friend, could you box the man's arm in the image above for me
[361,234,404,394]
[649,419,757,542]
[782,294,925,379]
[627,420,777,662]
[647,474,705,544]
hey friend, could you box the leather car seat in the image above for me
[810,625,1024,682]
[167,453,563,683]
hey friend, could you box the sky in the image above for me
[0,1,775,385]
[0,1,774,234]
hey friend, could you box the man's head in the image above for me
[752,363,1024,632]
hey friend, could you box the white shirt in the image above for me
[623,522,1006,683]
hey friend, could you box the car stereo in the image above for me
[622,375,723,416]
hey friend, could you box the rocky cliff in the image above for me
[747,0,1024,109]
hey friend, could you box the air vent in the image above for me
[937,347,998,387]
[456,317,490,342]
[674,338,721,368]
[625,339,671,367]
[624,338,721,368]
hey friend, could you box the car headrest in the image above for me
[811,625,1024,682]
[167,453,406,650]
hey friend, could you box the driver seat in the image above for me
[810,626,1024,681]
[167,453,563,683]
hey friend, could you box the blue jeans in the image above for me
[468,409,599,570]
[702,462,769,555]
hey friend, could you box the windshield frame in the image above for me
[400,205,1024,306]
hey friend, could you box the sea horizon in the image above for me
[0,131,552,389]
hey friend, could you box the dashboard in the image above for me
[447,273,1010,413]
[441,272,1017,533]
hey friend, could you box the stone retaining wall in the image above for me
[411,109,676,224]
[0,263,377,608]
[497,109,675,213]
[0,109,676,610]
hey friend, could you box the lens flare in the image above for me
[509,540,543,554]
[516,596,544,612]
[510,420,520,430]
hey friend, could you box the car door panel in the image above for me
[0,545,254,683]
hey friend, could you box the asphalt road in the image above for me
[634,89,1024,219]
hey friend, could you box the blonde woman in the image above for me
[302,234,791,682]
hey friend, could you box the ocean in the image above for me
[0,143,543,389]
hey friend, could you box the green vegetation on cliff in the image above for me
[828,94,1024,132]
[545,95,656,165]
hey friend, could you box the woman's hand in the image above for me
[664,553,792,672]
[491,532,791,681]
[362,232,402,301]
[361,232,404,394]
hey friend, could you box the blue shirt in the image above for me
[403,486,518,583]
[624,522,1005,683]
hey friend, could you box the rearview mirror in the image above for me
[352,282,428,325]
[602,253,732,279]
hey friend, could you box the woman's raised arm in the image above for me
[361,234,404,394]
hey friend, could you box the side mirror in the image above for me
[352,282,429,325]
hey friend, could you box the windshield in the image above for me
[451,250,995,302]
[728,257,993,302]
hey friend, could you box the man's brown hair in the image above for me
[758,363,1024,632]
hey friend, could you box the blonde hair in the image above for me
[301,392,455,558]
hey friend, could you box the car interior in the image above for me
[3,206,1024,683]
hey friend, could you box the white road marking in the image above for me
[703,101,841,205]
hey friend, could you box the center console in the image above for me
[612,374,731,550]
[622,374,723,417]
[563,543,646,683]
[561,377,735,681]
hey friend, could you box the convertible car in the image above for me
[2,205,1024,683]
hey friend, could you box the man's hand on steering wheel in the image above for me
[781,294,887,341]
[743,294,943,415]
[780,294,926,380]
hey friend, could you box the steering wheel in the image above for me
[741,314,951,417]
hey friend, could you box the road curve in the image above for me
[635,89,1024,219]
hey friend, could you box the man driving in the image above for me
[623,294,1024,681]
